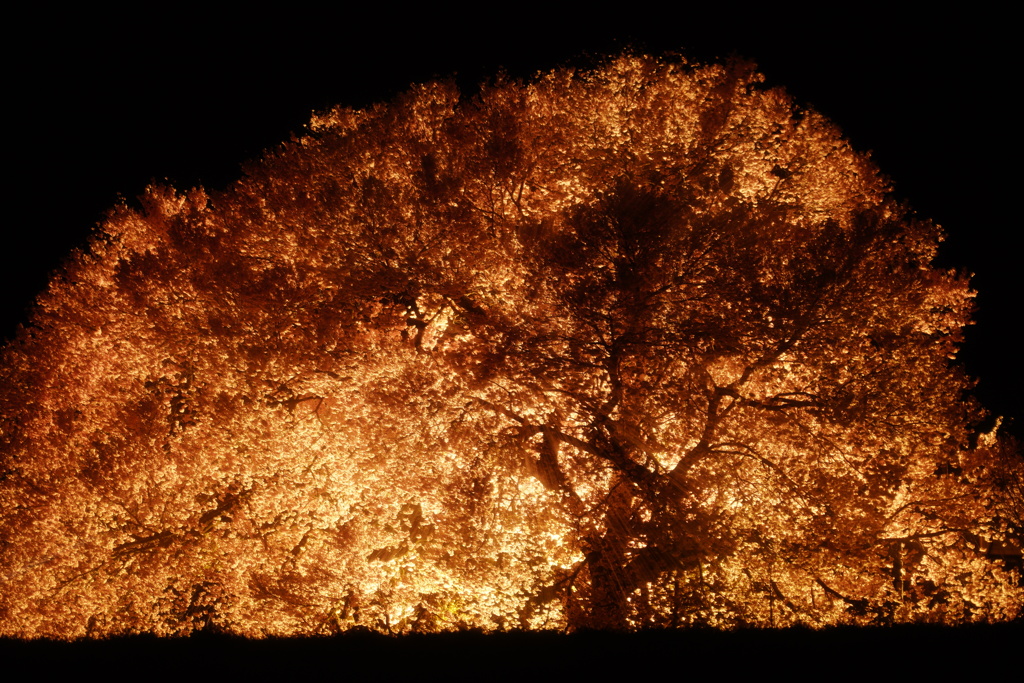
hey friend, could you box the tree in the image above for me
[0,54,1019,638]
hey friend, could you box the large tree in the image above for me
[0,54,1019,637]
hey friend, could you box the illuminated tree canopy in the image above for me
[1,54,1020,638]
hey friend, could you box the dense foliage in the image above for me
[1,55,1020,638]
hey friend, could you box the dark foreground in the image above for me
[2,622,1020,679]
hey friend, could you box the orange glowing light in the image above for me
[0,54,1019,639]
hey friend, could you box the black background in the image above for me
[5,8,1019,438]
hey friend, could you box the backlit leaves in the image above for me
[0,54,1019,638]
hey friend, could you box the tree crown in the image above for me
[0,54,1019,638]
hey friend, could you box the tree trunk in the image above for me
[568,481,637,630]
[568,539,631,630]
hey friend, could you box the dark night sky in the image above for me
[5,9,1020,437]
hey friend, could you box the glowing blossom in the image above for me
[0,54,1020,638]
